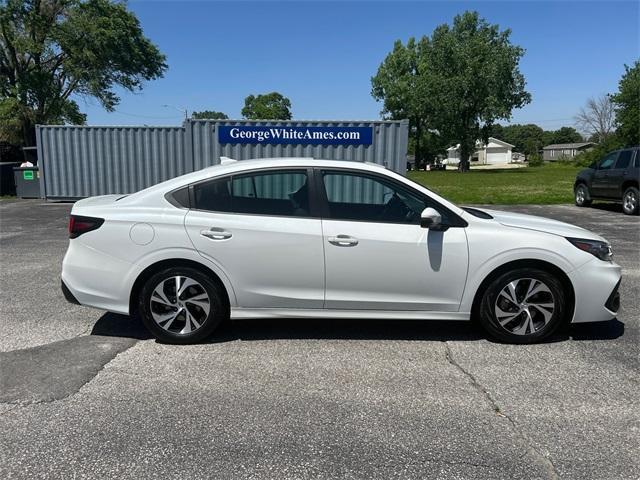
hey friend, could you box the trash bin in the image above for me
[13,166,41,198]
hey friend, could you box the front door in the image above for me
[184,168,325,309]
[318,170,469,311]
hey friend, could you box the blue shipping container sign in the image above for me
[218,125,373,146]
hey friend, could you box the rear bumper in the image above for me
[61,280,80,305]
[61,239,139,315]
[569,258,622,323]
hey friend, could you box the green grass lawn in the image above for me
[408,164,580,205]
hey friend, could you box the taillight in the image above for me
[68,215,104,239]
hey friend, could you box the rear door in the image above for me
[592,151,619,197]
[607,149,634,198]
[184,168,325,309]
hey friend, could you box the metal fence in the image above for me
[36,119,408,199]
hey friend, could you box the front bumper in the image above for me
[569,258,622,323]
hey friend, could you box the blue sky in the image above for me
[80,1,639,131]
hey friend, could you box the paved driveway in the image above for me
[0,200,638,479]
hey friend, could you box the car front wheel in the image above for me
[138,267,228,344]
[478,268,568,344]
[575,184,592,207]
[622,186,639,215]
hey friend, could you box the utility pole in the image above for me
[162,104,188,120]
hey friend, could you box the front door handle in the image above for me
[328,235,359,247]
[200,228,232,240]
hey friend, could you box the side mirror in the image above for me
[420,207,442,229]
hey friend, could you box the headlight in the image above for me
[566,237,613,261]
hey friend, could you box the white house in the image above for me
[445,137,515,166]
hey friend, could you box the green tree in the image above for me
[241,92,292,120]
[372,38,435,168]
[0,0,167,146]
[546,126,583,145]
[494,124,545,156]
[611,60,639,145]
[192,110,229,120]
[419,11,531,171]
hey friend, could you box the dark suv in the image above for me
[574,146,639,215]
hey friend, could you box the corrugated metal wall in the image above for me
[37,126,187,198]
[37,119,408,199]
[188,120,408,172]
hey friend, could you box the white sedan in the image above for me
[62,158,621,344]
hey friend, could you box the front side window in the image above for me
[321,170,441,224]
[598,152,618,170]
[614,150,633,169]
[194,170,310,217]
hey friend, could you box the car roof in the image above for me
[203,157,388,172]
[123,156,466,218]
[146,157,389,192]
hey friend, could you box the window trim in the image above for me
[188,167,322,219]
[314,168,468,227]
[165,186,190,209]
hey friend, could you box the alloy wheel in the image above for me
[149,276,211,335]
[494,278,555,336]
[575,186,586,205]
[623,189,637,214]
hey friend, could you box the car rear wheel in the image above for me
[138,267,228,344]
[575,184,592,207]
[478,268,568,344]
[622,186,639,215]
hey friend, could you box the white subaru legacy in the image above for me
[62,158,621,344]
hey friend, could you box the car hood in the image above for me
[576,167,595,179]
[478,208,606,242]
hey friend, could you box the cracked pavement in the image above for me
[0,199,638,479]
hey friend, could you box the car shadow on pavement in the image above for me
[589,203,624,214]
[91,313,153,340]
[567,319,625,341]
[90,313,625,344]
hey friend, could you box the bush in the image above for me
[573,135,625,167]
[527,153,544,167]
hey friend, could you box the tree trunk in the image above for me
[458,142,471,172]
[21,118,36,147]
[414,121,422,170]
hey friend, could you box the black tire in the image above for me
[622,186,639,215]
[478,268,568,344]
[138,266,228,344]
[574,184,592,207]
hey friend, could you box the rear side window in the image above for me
[193,170,310,217]
[615,150,633,169]
[194,177,232,212]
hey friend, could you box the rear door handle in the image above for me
[328,235,359,247]
[200,228,232,240]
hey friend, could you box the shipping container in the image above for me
[36,119,408,200]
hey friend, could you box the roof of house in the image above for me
[446,137,514,151]
[543,142,595,150]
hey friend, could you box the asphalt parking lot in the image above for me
[0,199,638,479]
